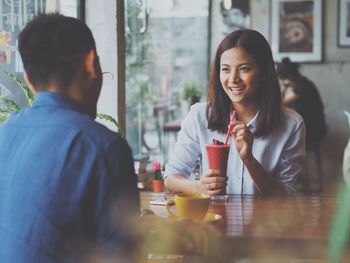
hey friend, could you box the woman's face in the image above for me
[282,78,293,88]
[219,47,261,107]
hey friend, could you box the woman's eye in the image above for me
[221,68,229,72]
[240,66,249,72]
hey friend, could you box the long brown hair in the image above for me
[206,29,282,137]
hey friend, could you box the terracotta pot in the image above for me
[152,180,164,192]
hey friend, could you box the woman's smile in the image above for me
[228,85,245,95]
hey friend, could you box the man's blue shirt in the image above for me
[0,92,139,262]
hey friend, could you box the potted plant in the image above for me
[0,71,122,134]
[152,161,164,192]
[182,82,201,106]
[180,82,201,117]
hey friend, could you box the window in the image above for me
[124,0,210,164]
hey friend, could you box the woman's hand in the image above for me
[197,169,227,196]
[230,120,254,163]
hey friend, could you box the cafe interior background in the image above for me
[1,0,350,193]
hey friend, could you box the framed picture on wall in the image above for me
[338,0,350,46]
[271,0,322,62]
[210,0,251,57]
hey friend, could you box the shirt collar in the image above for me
[32,91,85,114]
[246,110,259,132]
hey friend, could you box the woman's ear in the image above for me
[23,72,37,94]
[84,49,98,79]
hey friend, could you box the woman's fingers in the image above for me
[202,169,227,179]
[232,123,248,135]
[203,171,227,183]
[232,124,253,145]
[199,170,227,195]
[207,181,226,190]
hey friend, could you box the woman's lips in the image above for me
[229,86,244,95]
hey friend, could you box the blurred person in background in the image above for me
[276,57,327,148]
[0,13,139,262]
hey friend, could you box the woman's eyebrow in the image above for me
[220,62,252,67]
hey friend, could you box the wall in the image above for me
[85,0,118,131]
[250,0,350,185]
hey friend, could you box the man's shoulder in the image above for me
[70,113,123,146]
[5,107,124,146]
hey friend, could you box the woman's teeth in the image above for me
[229,87,244,92]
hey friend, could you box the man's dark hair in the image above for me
[19,13,96,89]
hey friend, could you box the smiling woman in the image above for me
[164,29,306,196]
[219,47,260,109]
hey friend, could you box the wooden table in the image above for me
[140,192,347,262]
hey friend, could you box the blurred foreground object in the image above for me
[329,183,350,262]
[135,214,225,263]
[343,111,350,186]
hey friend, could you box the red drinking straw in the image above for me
[224,111,236,145]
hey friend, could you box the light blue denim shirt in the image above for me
[164,102,305,194]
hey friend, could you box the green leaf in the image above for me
[1,71,35,106]
[96,113,123,137]
[0,98,20,117]
[0,108,16,113]
[1,98,21,111]
[182,82,201,101]
[0,115,7,122]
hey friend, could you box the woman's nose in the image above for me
[229,71,239,83]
